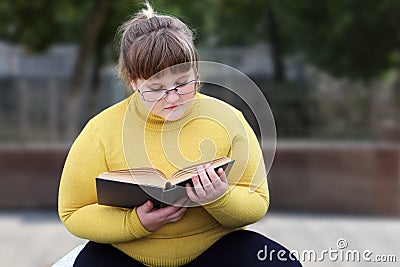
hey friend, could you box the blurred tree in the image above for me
[0,0,111,140]
[273,0,400,138]
[64,0,111,140]
[200,0,400,138]
[0,0,98,51]
[209,0,285,82]
[0,0,59,52]
[2,0,400,139]
[152,0,214,46]
[274,0,400,80]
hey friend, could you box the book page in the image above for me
[169,156,232,184]
[98,168,167,188]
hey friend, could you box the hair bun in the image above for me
[141,1,155,18]
[126,16,172,39]
[118,1,198,84]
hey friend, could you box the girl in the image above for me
[58,2,301,267]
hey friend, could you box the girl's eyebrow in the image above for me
[147,82,163,87]
[147,74,190,87]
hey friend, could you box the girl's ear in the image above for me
[130,80,137,91]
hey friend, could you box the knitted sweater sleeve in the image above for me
[203,113,270,228]
[58,120,151,243]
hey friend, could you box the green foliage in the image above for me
[274,0,400,80]
[0,0,95,52]
[54,0,94,43]
[0,0,58,52]
[96,0,139,62]
[152,0,214,45]
[210,0,269,46]
[2,0,400,79]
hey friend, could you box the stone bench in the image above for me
[51,244,85,267]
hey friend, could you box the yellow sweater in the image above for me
[58,92,270,267]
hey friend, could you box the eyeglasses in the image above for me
[138,79,198,102]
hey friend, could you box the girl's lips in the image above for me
[165,105,179,110]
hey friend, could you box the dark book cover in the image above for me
[96,159,235,209]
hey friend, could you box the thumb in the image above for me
[141,200,154,212]
[217,168,227,183]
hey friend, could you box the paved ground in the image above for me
[1,210,399,267]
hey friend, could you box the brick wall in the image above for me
[0,142,399,215]
[268,142,400,216]
[0,145,67,209]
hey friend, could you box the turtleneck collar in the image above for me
[128,91,200,132]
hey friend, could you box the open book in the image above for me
[96,156,235,208]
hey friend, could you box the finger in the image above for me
[183,197,194,207]
[191,175,207,198]
[172,196,189,207]
[161,198,187,215]
[171,204,188,216]
[217,168,228,183]
[197,165,215,195]
[139,200,154,213]
[186,182,199,202]
[155,204,185,218]
[166,207,187,222]
[211,168,228,193]
[181,194,193,205]
[204,163,212,169]
[191,174,202,188]
[206,166,220,183]
[197,165,212,187]
[164,199,188,220]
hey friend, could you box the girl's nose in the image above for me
[165,89,180,103]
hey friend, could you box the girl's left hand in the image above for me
[185,165,228,205]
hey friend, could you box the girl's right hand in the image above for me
[135,197,188,232]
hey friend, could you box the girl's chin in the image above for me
[160,107,186,121]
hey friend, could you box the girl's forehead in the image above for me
[148,70,193,83]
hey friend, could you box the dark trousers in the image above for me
[74,230,302,267]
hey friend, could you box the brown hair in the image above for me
[118,2,198,86]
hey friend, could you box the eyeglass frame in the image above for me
[138,79,199,102]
